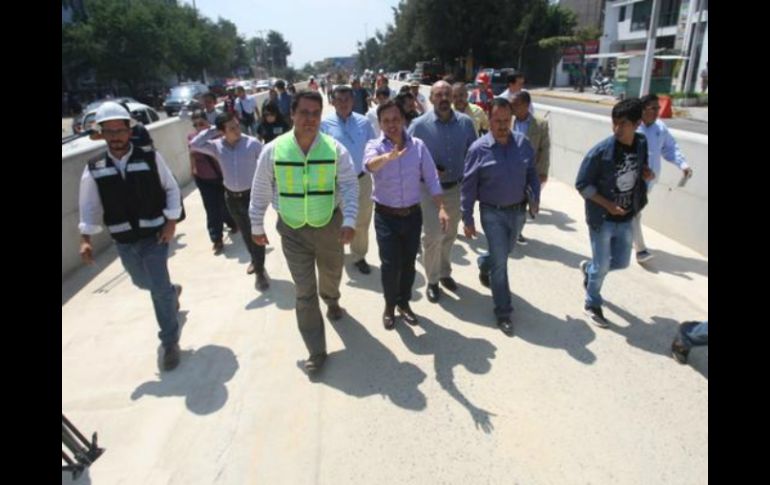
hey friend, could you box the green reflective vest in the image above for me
[274,132,337,229]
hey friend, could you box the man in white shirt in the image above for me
[78,102,183,371]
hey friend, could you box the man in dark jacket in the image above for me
[575,98,654,328]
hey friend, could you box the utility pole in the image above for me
[683,0,705,93]
[639,0,661,96]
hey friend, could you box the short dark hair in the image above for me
[612,98,643,123]
[332,85,353,99]
[191,109,207,122]
[214,111,237,131]
[202,92,216,102]
[275,80,286,89]
[640,93,659,108]
[375,86,391,98]
[291,90,324,113]
[398,85,411,95]
[377,99,406,121]
[511,90,531,105]
[507,73,525,85]
[490,97,513,113]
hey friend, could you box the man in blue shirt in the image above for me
[461,98,540,336]
[321,85,377,274]
[408,81,477,303]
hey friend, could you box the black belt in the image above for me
[480,201,526,210]
[358,171,367,179]
[226,189,251,198]
[375,203,420,217]
[441,180,461,189]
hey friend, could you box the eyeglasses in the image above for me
[101,128,130,136]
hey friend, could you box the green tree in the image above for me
[537,4,578,89]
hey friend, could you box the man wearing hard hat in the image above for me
[78,101,184,371]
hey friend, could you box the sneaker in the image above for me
[354,258,371,275]
[584,304,609,328]
[255,269,270,291]
[671,339,689,364]
[173,284,183,311]
[479,270,490,288]
[497,317,514,336]
[579,260,590,289]
[162,343,181,371]
[636,250,654,264]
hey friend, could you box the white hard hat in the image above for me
[95,101,132,125]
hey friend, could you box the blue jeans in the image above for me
[374,209,422,307]
[115,236,179,347]
[585,220,633,308]
[678,321,708,349]
[477,205,527,319]
[195,177,236,242]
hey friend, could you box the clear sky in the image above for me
[179,0,401,67]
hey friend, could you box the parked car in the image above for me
[254,79,271,92]
[162,82,208,116]
[72,97,139,134]
[79,101,160,134]
[490,67,517,95]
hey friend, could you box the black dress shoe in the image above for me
[255,269,270,291]
[426,283,441,303]
[383,306,396,330]
[326,304,345,321]
[163,343,181,371]
[246,262,255,275]
[304,351,327,374]
[212,239,224,254]
[497,317,514,337]
[439,277,458,292]
[354,259,371,274]
[397,305,419,326]
[479,271,490,288]
[517,234,527,244]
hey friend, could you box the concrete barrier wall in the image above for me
[535,103,708,256]
[61,83,307,278]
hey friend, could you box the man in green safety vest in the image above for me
[249,91,359,376]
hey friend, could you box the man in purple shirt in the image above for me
[364,100,449,330]
[461,98,540,336]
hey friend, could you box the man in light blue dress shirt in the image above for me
[321,85,377,274]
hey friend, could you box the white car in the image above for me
[79,101,160,134]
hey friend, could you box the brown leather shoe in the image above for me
[397,304,419,326]
[326,304,345,321]
[212,239,224,254]
[162,343,180,371]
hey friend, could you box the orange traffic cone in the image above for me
[658,95,672,118]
